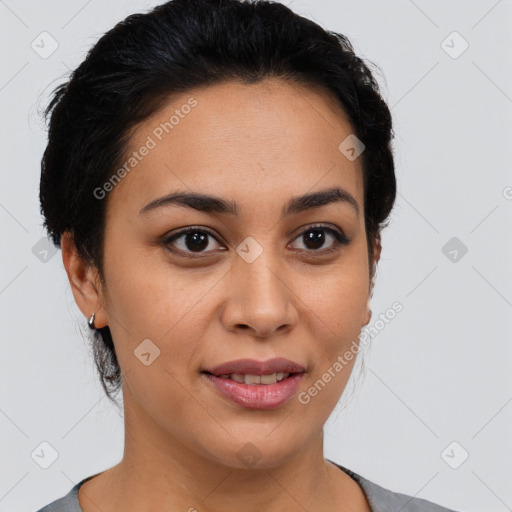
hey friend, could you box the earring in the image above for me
[88,312,96,329]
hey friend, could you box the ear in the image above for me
[61,231,108,329]
[361,233,382,327]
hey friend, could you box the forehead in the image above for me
[108,78,364,215]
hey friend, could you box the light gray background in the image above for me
[1,1,511,511]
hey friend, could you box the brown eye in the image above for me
[163,224,349,259]
[290,225,349,254]
[164,227,223,255]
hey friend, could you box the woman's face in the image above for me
[86,78,376,468]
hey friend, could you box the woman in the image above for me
[36,0,459,510]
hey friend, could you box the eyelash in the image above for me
[162,224,350,258]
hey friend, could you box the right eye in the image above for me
[163,226,226,257]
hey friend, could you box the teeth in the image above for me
[219,372,290,384]
[260,373,277,384]
[245,374,261,385]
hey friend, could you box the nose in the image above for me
[220,251,298,338]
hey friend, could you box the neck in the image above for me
[78,388,370,512]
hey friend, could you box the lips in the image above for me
[201,358,307,409]
[202,357,306,377]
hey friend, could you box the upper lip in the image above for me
[203,358,306,376]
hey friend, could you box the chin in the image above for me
[199,431,308,471]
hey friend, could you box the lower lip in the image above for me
[203,373,304,410]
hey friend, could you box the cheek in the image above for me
[296,273,366,419]
[102,241,207,336]
[101,245,222,387]
[296,264,369,401]
[298,265,369,331]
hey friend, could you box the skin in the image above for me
[62,77,381,512]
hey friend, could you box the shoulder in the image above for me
[34,479,84,512]
[354,473,460,511]
[329,460,461,512]
[36,466,462,512]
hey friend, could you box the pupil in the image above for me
[185,232,208,251]
[305,229,324,250]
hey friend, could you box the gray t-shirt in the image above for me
[35,460,460,511]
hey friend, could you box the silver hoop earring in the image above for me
[88,312,96,329]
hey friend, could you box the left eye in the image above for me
[163,225,348,256]
[290,225,348,253]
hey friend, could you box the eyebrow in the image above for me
[139,186,360,218]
